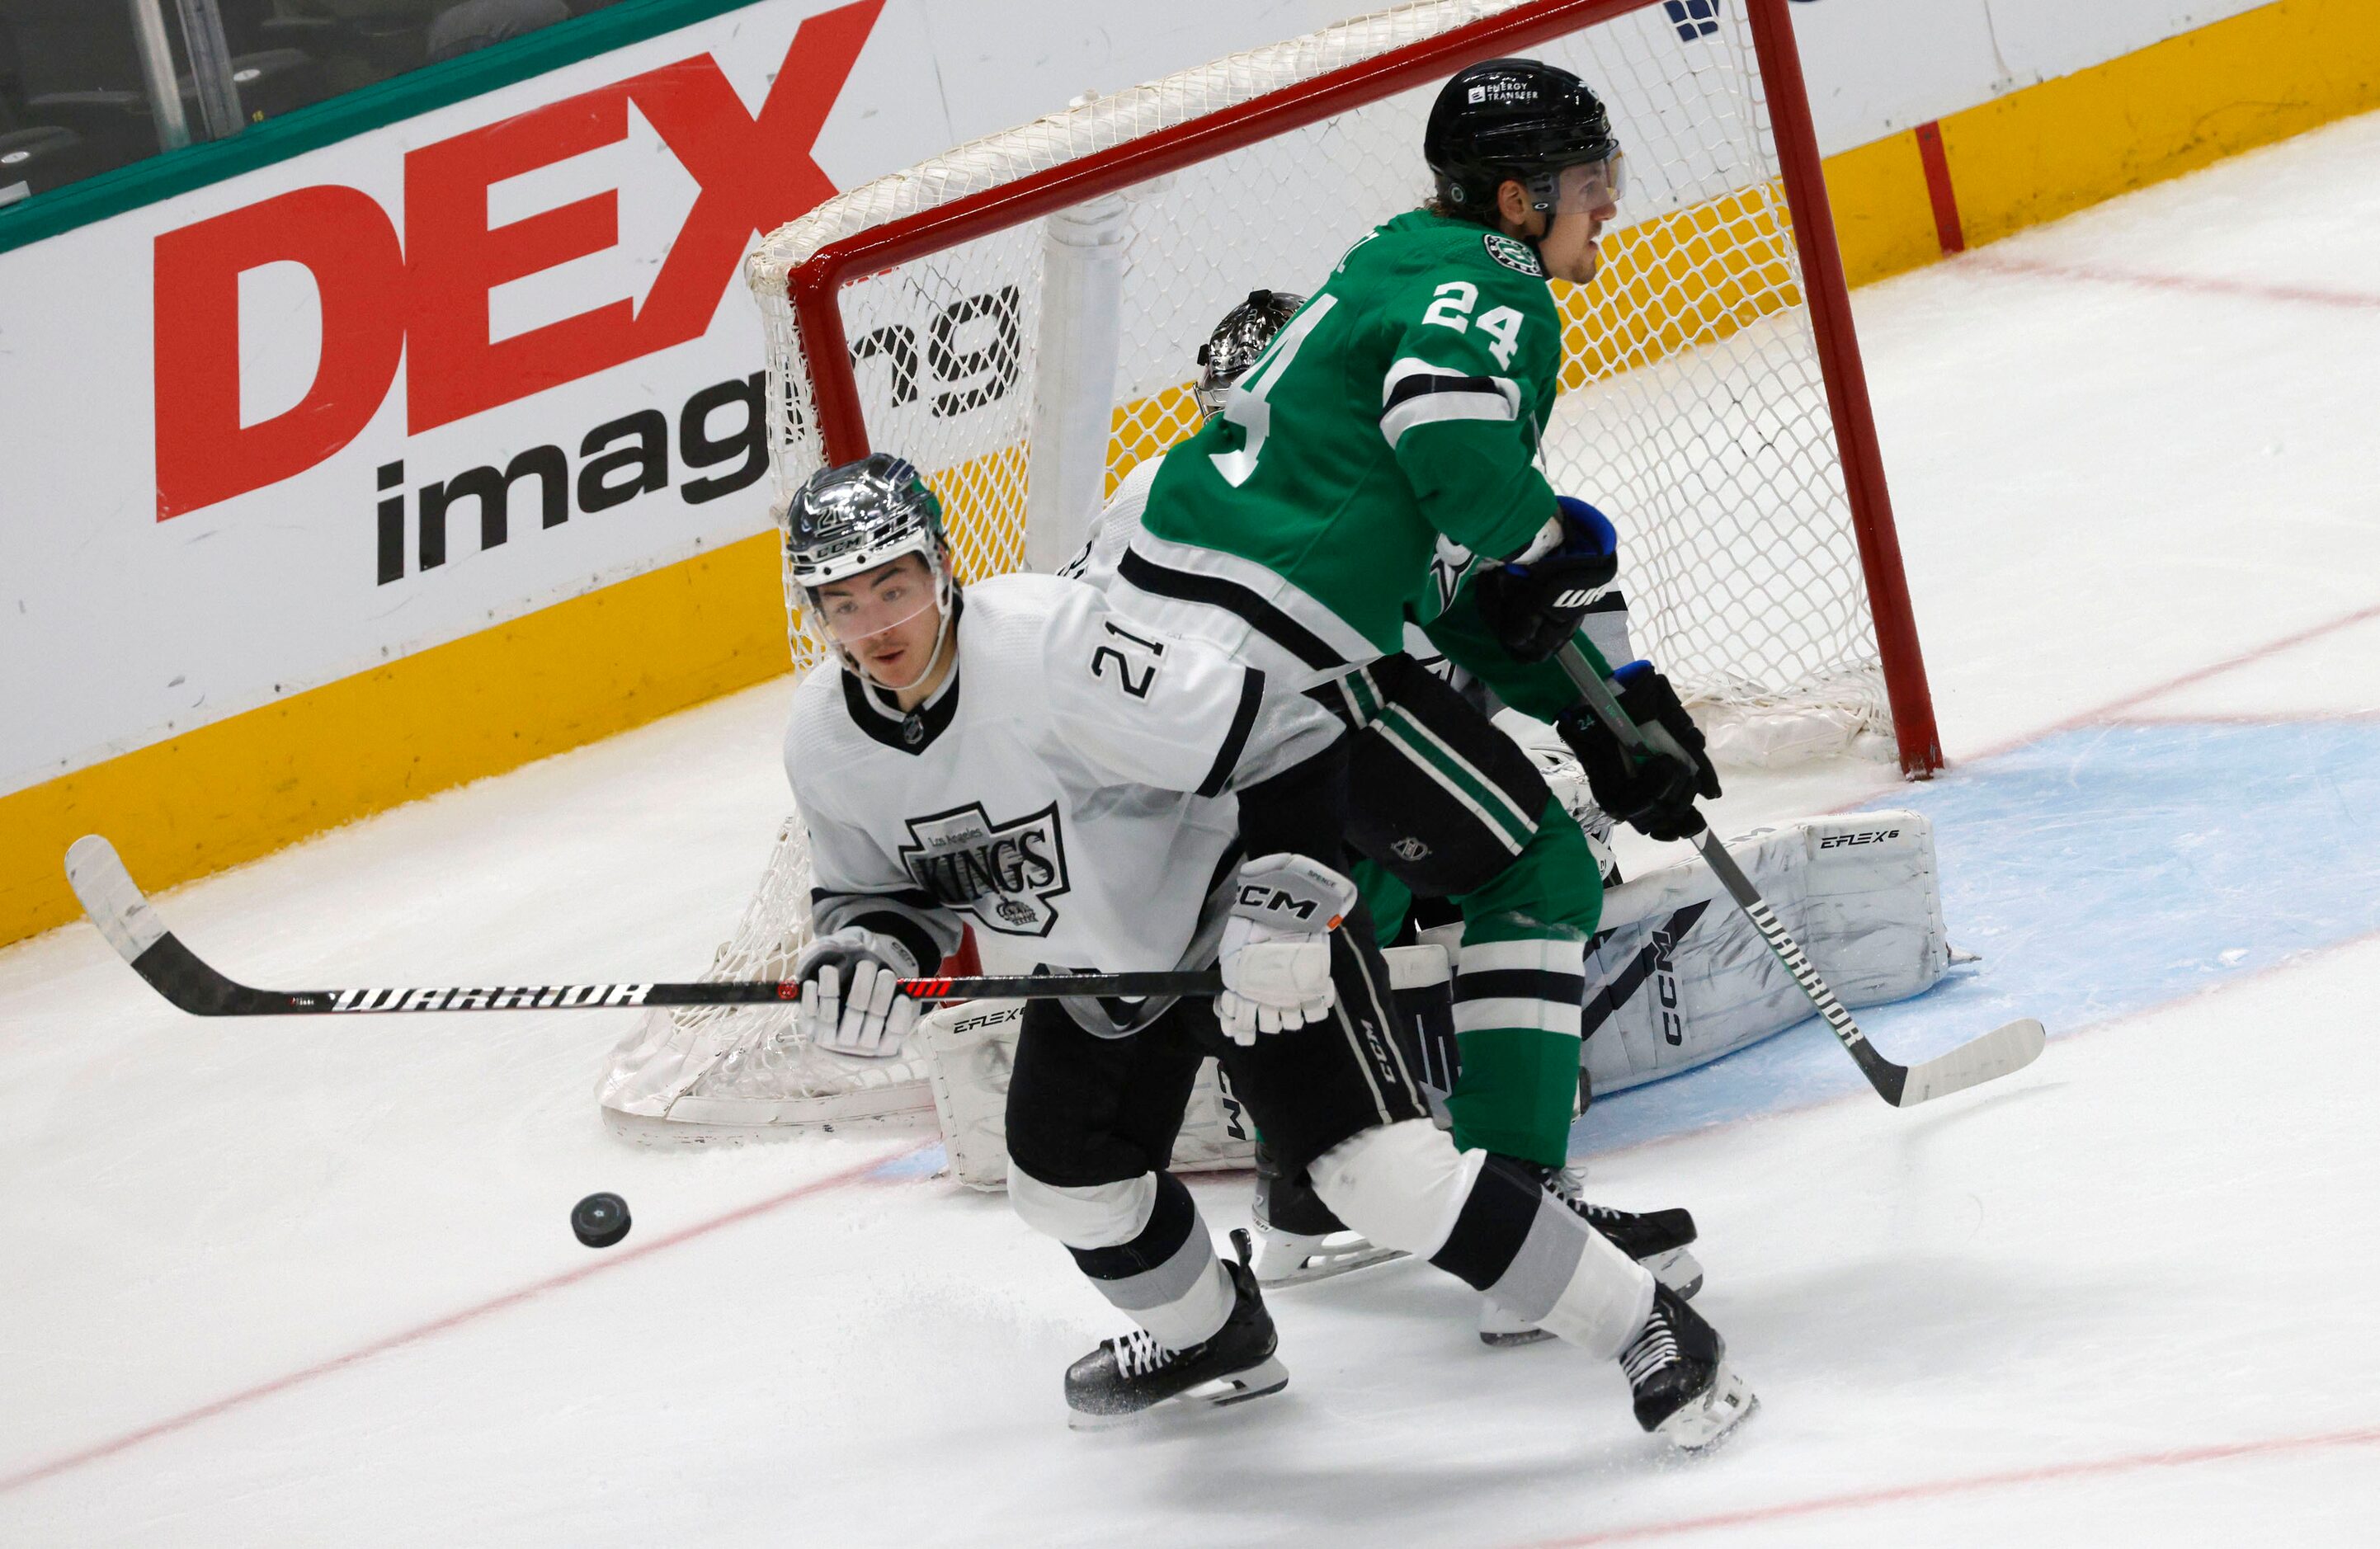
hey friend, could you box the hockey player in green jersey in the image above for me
[1101,59,1726,1344]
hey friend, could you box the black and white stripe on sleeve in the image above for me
[1379,357,1523,449]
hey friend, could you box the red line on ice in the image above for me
[0,1139,933,1497]
[1967,251,2380,312]
[1960,599,2380,764]
[1510,1424,2380,1547]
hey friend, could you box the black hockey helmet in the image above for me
[1425,59,1622,224]
[1194,289,1306,420]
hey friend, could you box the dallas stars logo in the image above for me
[1482,232,1544,277]
[898,801,1070,937]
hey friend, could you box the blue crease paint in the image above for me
[1580,720,2380,1153]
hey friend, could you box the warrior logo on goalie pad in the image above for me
[899,801,1070,937]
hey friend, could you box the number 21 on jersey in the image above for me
[1208,295,1338,489]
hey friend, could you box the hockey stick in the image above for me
[63,836,1221,1019]
[1553,647,2043,1107]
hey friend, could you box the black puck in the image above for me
[572,1191,631,1249]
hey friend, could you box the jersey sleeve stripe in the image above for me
[1116,549,1350,673]
[1381,388,1521,449]
[1381,355,1520,403]
[1196,667,1267,799]
[1382,370,1514,412]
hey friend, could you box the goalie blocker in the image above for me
[917,809,1950,1189]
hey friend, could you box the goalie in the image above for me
[776,453,1755,1448]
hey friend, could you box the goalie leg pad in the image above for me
[1580,810,1952,1095]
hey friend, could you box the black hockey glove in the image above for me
[1555,661,1722,843]
[1471,498,1619,663]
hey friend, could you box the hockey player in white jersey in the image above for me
[779,454,1754,1448]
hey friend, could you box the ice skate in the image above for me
[1064,1230,1288,1429]
[1619,1283,1756,1452]
[1480,1165,1704,1346]
[1546,1165,1704,1301]
[1253,1142,1402,1287]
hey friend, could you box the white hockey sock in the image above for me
[1010,1165,1233,1349]
[1309,1119,1653,1359]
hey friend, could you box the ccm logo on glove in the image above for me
[1233,883,1345,929]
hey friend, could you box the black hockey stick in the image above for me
[64,836,1221,1019]
[1554,646,2043,1107]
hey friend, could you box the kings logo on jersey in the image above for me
[899,802,1071,936]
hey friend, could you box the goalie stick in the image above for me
[63,835,1221,1019]
[1553,646,2043,1108]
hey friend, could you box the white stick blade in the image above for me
[1897,1018,2046,1105]
[64,835,166,964]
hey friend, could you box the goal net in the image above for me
[596,0,1938,1138]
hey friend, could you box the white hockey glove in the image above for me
[1215,854,1358,1046]
[792,926,923,1057]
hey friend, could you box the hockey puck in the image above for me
[571,1192,631,1249]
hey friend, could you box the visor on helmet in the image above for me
[807,549,945,647]
[800,544,953,691]
[1527,151,1625,217]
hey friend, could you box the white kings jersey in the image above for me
[785,572,1341,1035]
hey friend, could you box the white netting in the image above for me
[596,816,937,1136]
[602,0,1906,1135]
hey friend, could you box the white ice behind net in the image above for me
[601,0,1893,1133]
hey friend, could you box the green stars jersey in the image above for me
[1115,210,1569,694]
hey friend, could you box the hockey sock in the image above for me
[1445,925,1587,1168]
[1430,1151,1652,1358]
[1055,1170,1233,1349]
[1307,1120,1652,1358]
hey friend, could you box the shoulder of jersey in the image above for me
[785,657,869,784]
[959,571,1091,667]
[1377,211,1547,280]
[966,570,1075,612]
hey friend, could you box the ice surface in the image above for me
[8,109,2380,1546]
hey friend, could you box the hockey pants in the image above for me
[1329,653,1602,1168]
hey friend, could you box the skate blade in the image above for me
[1644,1245,1705,1301]
[1657,1362,1756,1453]
[1479,1325,1558,1349]
[1257,1245,1407,1288]
[1064,1356,1290,1432]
